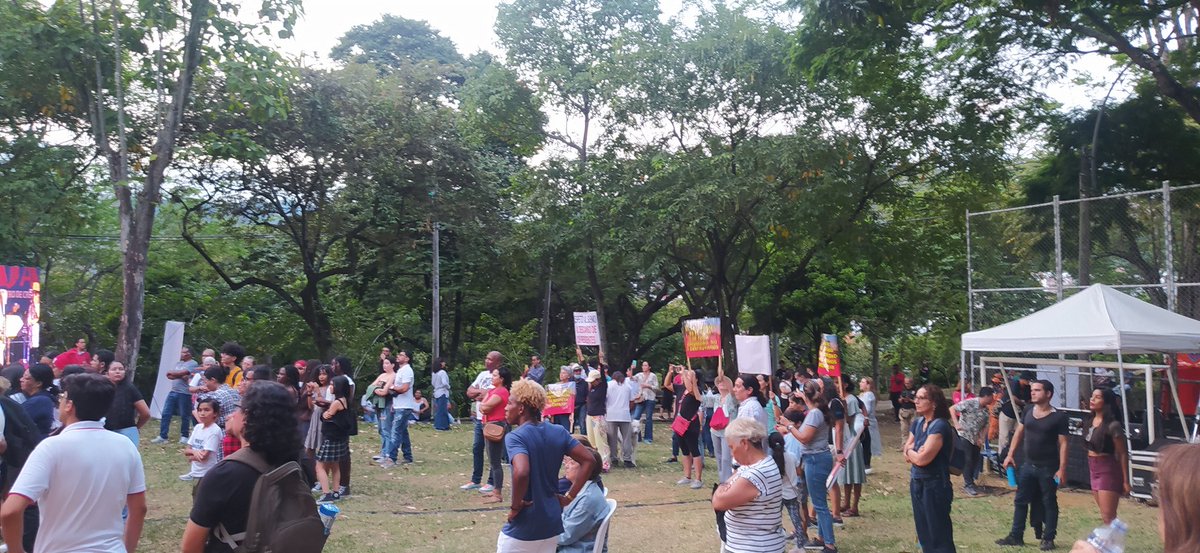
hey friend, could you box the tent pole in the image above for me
[1143,353,1155,443]
[1115,350,1134,490]
[1165,357,1191,442]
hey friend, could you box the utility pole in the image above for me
[430,164,440,360]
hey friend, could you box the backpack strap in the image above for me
[213,448,271,551]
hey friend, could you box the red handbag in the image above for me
[672,414,696,436]
[709,406,730,431]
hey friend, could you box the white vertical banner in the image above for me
[735,335,772,375]
[573,311,600,346]
[150,321,186,419]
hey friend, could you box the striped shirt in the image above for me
[723,456,786,553]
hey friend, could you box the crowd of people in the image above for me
[0,337,1197,553]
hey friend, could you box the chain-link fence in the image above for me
[967,183,1200,331]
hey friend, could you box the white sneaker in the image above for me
[179,474,195,481]
[864,467,874,475]
[676,477,693,486]
[479,484,495,493]
[179,437,189,444]
[689,480,704,489]
[150,436,168,444]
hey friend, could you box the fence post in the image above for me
[1053,195,1063,302]
[1163,183,1177,312]
[966,208,974,332]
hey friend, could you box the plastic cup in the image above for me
[318,503,340,536]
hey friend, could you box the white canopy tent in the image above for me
[962,283,1200,354]
[960,284,1200,492]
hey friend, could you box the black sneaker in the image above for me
[317,492,337,504]
[623,461,636,469]
[338,485,350,498]
[666,456,678,463]
[1034,526,1044,540]
[1039,539,1055,551]
[995,535,1024,546]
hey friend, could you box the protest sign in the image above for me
[573,311,600,346]
[544,382,575,416]
[734,335,771,375]
[818,333,842,377]
[683,317,721,359]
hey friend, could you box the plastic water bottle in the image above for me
[1006,466,1017,487]
[1086,518,1128,553]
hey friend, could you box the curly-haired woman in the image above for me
[182,381,303,553]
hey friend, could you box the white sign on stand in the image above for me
[735,335,772,375]
[149,321,186,419]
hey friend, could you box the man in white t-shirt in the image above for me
[605,370,638,468]
[1,373,147,553]
[383,351,417,466]
[460,351,499,491]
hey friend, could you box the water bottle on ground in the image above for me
[1086,518,1128,553]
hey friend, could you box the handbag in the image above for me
[672,414,696,436]
[483,422,506,443]
[709,405,730,431]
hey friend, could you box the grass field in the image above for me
[125,415,1162,552]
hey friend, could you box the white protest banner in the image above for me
[734,335,771,375]
[149,321,185,419]
[573,311,600,346]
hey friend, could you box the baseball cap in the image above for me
[585,369,602,383]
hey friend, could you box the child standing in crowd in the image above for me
[315,375,353,503]
[180,398,222,481]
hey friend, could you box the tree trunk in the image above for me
[870,334,881,385]
[300,282,335,360]
[449,289,464,366]
[584,247,609,362]
[113,0,209,371]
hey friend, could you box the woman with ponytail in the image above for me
[778,379,837,552]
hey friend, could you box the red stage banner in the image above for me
[684,317,721,359]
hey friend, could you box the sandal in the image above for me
[481,492,503,504]
[844,508,860,517]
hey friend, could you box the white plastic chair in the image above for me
[591,498,618,553]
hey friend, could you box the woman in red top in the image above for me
[888,365,906,422]
[479,367,513,503]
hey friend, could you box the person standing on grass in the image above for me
[584,367,610,471]
[480,367,514,503]
[674,366,705,489]
[1,373,147,553]
[905,384,957,553]
[951,386,997,497]
[498,379,596,553]
[888,365,905,422]
[155,346,201,445]
[384,350,417,467]
[180,398,223,481]
[461,352,500,491]
[315,375,352,503]
[369,357,396,463]
[525,355,546,386]
[712,375,737,483]
[219,342,246,390]
[182,381,303,553]
[1083,387,1129,525]
[835,374,866,518]
[432,357,452,430]
[605,370,636,468]
[996,379,1068,551]
[631,361,658,444]
[897,376,917,448]
[997,371,1034,457]
[778,380,836,553]
[858,377,881,472]
[572,364,588,435]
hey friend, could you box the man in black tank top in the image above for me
[996,380,1068,551]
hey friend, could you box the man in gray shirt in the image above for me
[152,347,200,444]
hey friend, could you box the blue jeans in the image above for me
[158,391,193,439]
[574,404,587,434]
[912,476,956,552]
[115,427,140,447]
[551,414,571,433]
[387,408,413,462]
[803,451,835,546]
[471,419,494,486]
[379,406,394,456]
[701,407,714,455]
[632,400,656,442]
[1010,464,1059,541]
[433,396,451,430]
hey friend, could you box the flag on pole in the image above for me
[817,333,841,377]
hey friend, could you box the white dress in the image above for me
[860,390,883,456]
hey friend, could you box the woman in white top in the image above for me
[733,375,768,448]
[711,375,738,483]
[859,377,882,470]
[712,417,786,553]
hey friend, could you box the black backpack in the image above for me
[214,448,328,553]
